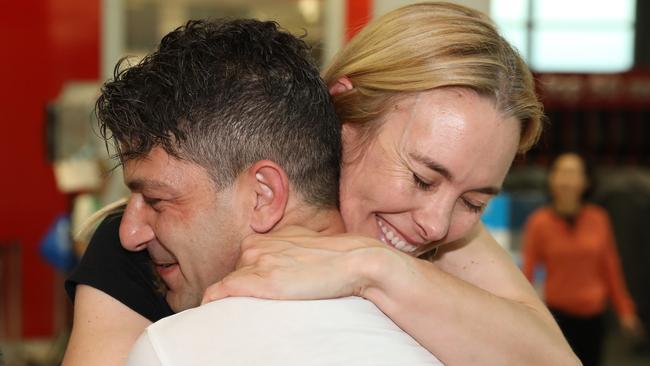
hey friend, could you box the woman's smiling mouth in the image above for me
[376,217,418,253]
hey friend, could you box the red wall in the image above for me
[346,0,372,41]
[0,0,99,337]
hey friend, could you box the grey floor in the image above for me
[603,329,650,366]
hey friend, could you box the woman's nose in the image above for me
[119,194,155,251]
[413,199,453,243]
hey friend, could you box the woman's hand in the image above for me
[201,226,396,304]
[620,314,645,338]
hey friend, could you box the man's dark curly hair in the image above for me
[96,19,341,208]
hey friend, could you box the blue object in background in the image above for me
[40,213,77,272]
[481,193,512,250]
[481,192,511,230]
[482,191,548,292]
[509,191,548,231]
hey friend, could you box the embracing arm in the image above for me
[204,225,579,365]
[62,285,151,366]
[358,223,578,365]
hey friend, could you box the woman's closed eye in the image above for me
[461,198,485,214]
[413,173,434,191]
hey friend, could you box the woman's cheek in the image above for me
[447,213,480,244]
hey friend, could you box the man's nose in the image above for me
[119,194,155,251]
[413,198,453,243]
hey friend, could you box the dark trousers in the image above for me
[550,307,606,366]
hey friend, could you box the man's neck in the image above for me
[277,199,345,235]
[305,208,346,235]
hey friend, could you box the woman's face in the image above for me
[339,88,520,255]
[548,153,588,206]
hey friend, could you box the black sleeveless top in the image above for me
[65,213,173,321]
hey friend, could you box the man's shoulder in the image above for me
[151,296,384,332]
[141,297,443,365]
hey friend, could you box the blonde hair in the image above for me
[74,198,127,245]
[323,2,543,153]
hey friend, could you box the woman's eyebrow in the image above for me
[472,186,501,196]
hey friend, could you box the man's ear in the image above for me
[247,160,289,233]
[329,76,354,96]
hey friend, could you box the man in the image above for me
[97,18,342,314]
[69,19,441,365]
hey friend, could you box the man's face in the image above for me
[119,147,248,312]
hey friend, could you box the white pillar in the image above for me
[322,0,345,67]
[102,0,125,82]
[158,0,187,39]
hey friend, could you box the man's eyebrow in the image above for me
[408,152,501,195]
[126,178,173,193]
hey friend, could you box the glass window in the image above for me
[491,0,636,72]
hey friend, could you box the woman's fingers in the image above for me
[204,231,394,305]
[239,230,385,259]
[201,279,234,304]
[620,314,645,338]
[205,251,358,303]
[202,267,267,304]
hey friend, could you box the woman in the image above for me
[197,3,576,365]
[64,3,577,365]
[522,152,642,366]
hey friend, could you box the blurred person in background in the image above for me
[523,152,644,366]
[64,3,578,366]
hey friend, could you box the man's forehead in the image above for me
[122,147,208,193]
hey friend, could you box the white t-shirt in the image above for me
[126,296,443,365]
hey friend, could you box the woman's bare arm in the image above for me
[62,285,151,366]
[204,225,579,365]
[359,223,578,365]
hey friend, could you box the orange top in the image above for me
[522,204,635,318]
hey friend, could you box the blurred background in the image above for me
[0,0,648,365]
